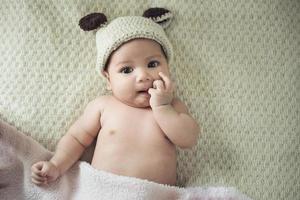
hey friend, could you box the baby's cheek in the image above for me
[160,66,170,76]
[151,72,161,81]
[153,75,161,81]
[151,65,169,80]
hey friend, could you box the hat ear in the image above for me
[142,8,173,29]
[79,13,107,31]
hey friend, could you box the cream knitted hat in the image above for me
[79,8,173,73]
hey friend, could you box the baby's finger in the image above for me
[31,164,44,176]
[148,88,156,95]
[158,72,172,91]
[31,172,47,182]
[32,161,45,170]
[31,178,45,186]
[41,164,50,174]
[153,80,164,91]
[41,162,54,176]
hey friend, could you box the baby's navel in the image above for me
[109,129,116,135]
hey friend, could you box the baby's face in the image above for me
[103,38,170,108]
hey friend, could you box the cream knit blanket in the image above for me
[0,1,299,199]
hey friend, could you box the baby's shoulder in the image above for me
[85,95,113,112]
[93,95,113,104]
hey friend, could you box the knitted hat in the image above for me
[79,8,173,73]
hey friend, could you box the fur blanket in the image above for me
[0,120,251,200]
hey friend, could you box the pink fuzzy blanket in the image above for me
[0,120,251,200]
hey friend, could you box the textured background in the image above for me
[0,0,299,199]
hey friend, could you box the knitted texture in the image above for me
[95,16,173,72]
[0,1,299,200]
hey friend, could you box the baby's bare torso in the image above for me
[91,96,177,185]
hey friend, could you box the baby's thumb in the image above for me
[40,163,50,176]
[148,88,155,95]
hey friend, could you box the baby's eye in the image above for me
[120,66,133,74]
[148,60,160,68]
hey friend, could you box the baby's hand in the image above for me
[148,72,174,108]
[31,161,60,186]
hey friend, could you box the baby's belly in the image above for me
[91,135,177,185]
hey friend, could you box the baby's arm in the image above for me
[148,72,199,149]
[31,98,103,185]
[152,99,199,149]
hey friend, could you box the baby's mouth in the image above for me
[137,89,150,95]
[138,90,148,94]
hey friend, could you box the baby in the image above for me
[31,8,199,186]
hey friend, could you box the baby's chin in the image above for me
[121,98,151,108]
[128,101,151,108]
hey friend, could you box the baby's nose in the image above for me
[136,69,152,82]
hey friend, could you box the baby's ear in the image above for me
[142,8,173,29]
[101,70,108,78]
[79,13,107,31]
[101,71,112,91]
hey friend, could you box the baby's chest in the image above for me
[100,108,164,140]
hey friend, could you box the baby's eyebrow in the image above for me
[116,60,132,66]
[146,54,163,60]
[116,54,162,66]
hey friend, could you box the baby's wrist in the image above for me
[151,103,173,112]
[49,160,61,176]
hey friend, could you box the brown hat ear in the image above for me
[79,13,107,31]
[143,8,173,29]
